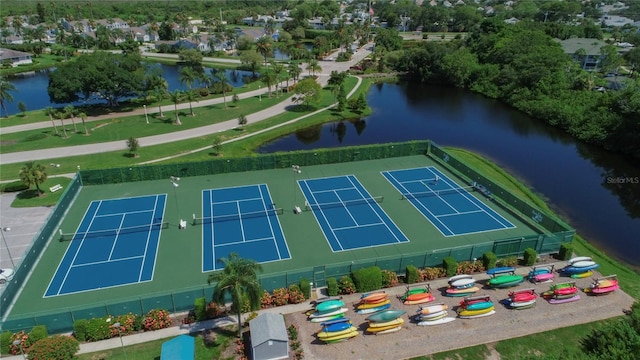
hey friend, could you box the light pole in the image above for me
[1,227,15,269]
[107,318,128,360]
[258,85,262,101]
[170,176,183,228]
[12,340,25,360]
[143,104,149,124]
[292,165,301,211]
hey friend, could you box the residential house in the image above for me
[0,48,33,66]
[556,38,608,71]
[249,313,288,360]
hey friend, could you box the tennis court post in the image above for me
[292,165,302,214]
[170,176,185,229]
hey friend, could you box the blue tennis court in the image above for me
[298,175,409,252]
[45,195,167,297]
[201,184,290,272]
[382,167,515,237]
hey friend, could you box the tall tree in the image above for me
[207,253,263,338]
[169,90,183,125]
[255,36,273,66]
[19,161,47,196]
[183,89,199,116]
[287,62,302,85]
[64,105,78,133]
[293,78,322,109]
[0,76,17,118]
[260,70,277,98]
[307,59,322,76]
[55,111,68,138]
[44,107,59,135]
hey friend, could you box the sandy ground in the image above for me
[285,269,635,360]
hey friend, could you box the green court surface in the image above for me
[8,154,543,320]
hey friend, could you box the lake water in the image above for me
[4,64,254,115]
[258,82,640,268]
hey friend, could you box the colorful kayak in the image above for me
[507,300,536,309]
[366,309,407,323]
[417,317,456,326]
[450,278,476,289]
[563,263,599,274]
[405,292,433,302]
[374,326,402,335]
[586,284,619,295]
[533,273,554,283]
[457,306,495,317]
[417,309,448,321]
[308,307,348,319]
[356,303,391,315]
[464,301,494,311]
[448,274,473,285]
[317,325,358,339]
[568,256,592,265]
[445,286,479,296]
[357,299,391,310]
[403,293,435,305]
[322,321,352,333]
[315,300,345,313]
[318,328,359,342]
[401,287,429,301]
[571,270,593,279]
[360,291,387,302]
[571,260,597,268]
[367,317,405,328]
[554,286,578,296]
[488,275,524,288]
[487,267,516,275]
[367,324,402,333]
[417,303,448,315]
[310,313,346,323]
[458,310,496,319]
[510,292,537,303]
[548,294,580,304]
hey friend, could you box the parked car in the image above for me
[0,268,15,284]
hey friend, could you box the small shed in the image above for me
[160,334,195,360]
[249,313,289,360]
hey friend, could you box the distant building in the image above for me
[556,38,608,71]
[0,48,33,67]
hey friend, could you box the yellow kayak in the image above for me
[367,323,403,333]
[320,329,359,343]
[457,306,495,317]
[368,317,405,328]
[357,299,391,310]
[317,326,358,340]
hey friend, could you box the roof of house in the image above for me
[555,38,608,55]
[0,48,32,61]
[249,313,288,347]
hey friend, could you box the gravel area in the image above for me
[285,265,635,360]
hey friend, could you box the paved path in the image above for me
[0,46,373,165]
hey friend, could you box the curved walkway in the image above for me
[0,46,373,165]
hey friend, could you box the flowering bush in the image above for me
[206,301,227,319]
[111,313,138,336]
[142,309,172,331]
[236,338,248,360]
[26,336,79,360]
[9,331,30,355]
[288,285,306,304]
[499,256,519,267]
[338,276,356,295]
[420,267,446,281]
[272,287,289,306]
[381,269,399,288]
[260,290,274,309]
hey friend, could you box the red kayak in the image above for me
[554,286,578,296]
[405,292,433,302]
[510,292,537,302]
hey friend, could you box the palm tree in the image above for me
[78,112,89,135]
[307,59,322,76]
[287,62,302,85]
[179,66,198,91]
[183,89,199,116]
[255,36,272,66]
[19,161,48,196]
[44,107,59,135]
[169,90,183,125]
[64,105,78,133]
[153,86,167,118]
[270,61,285,96]
[55,111,68,138]
[211,69,230,108]
[260,70,277,98]
[207,252,263,338]
[0,76,17,118]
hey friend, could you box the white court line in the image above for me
[299,179,344,251]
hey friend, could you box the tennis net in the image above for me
[401,186,475,200]
[193,207,284,225]
[59,222,169,241]
[304,196,384,211]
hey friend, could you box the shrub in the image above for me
[558,243,573,260]
[337,276,356,295]
[523,248,538,266]
[381,269,399,288]
[288,324,299,341]
[0,181,29,193]
[443,257,458,277]
[299,278,311,299]
[483,251,497,270]
[272,287,289,306]
[72,319,88,342]
[1,331,12,354]
[260,290,274,309]
[142,309,172,331]
[457,260,484,274]
[113,313,138,336]
[206,301,227,319]
[28,325,48,345]
[420,267,446,280]
[9,331,30,355]
[406,264,420,284]
[288,284,306,304]
[27,336,79,360]
[85,317,111,342]
[327,277,338,296]
[500,256,518,267]
[194,297,207,321]
[351,266,382,293]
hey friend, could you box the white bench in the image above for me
[49,184,63,193]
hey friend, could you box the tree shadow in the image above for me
[16,189,44,200]
[285,104,313,113]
